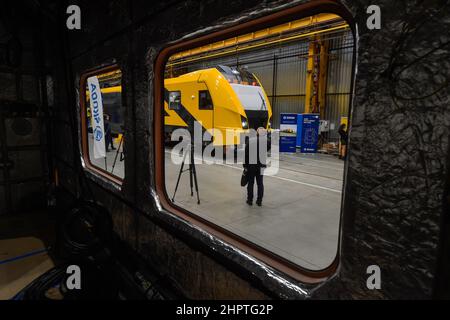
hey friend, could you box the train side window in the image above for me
[155,6,356,281]
[169,91,181,110]
[199,90,213,110]
[80,66,125,183]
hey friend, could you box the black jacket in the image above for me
[243,135,267,169]
[338,128,348,144]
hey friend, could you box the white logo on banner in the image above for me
[87,76,106,159]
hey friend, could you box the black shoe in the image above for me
[256,200,262,207]
[111,147,117,150]
[246,200,253,206]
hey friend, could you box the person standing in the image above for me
[243,127,267,206]
[338,123,348,160]
[104,114,115,152]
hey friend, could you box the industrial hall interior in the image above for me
[0,0,449,301]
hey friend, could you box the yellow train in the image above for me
[87,65,272,146]
[164,65,272,146]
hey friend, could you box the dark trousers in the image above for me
[105,132,113,150]
[247,167,264,203]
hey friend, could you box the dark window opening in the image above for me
[168,91,181,110]
[199,90,213,110]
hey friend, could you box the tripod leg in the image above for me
[172,150,188,202]
[189,164,194,197]
[191,160,200,205]
[111,136,124,174]
[189,147,194,197]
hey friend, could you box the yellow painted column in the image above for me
[318,40,329,119]
[305,40,316,114]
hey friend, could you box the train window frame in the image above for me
[154,1,356,283]
[79,64,124,186]
[198,90,213,110]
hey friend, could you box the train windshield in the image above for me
[217,65,269,111]
[217,65,260,86]
[230,83,269,111]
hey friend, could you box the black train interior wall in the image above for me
[0,0,449,301]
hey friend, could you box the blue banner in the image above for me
[297,114,320,153]
[279,113,297,153]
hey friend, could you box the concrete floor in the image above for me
[88,134,125,179]
[165,149,344,270]
[87,131,344,270]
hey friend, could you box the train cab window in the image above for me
[80,67,125,183]
[168,91,181,110]
[156,9,355,280]
[199,90,213,110]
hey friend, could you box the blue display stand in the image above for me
[297,114,320,153]
[279,113,297,153]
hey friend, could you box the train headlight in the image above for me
[241,116,249,129]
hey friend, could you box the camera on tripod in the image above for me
[171,128,200,205]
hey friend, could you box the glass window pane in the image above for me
[161,13,354,271]
[84,69,125,180]
[169,91,181,110]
